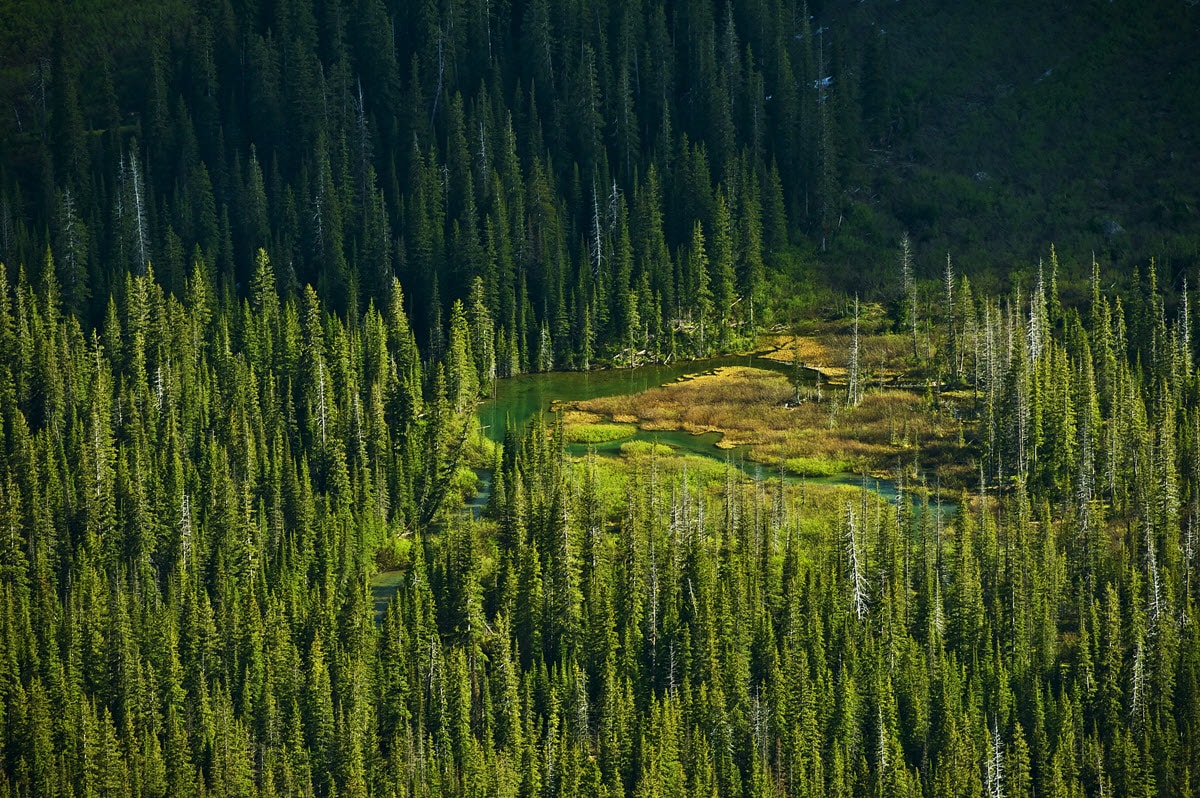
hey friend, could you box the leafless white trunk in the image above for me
[847,503,868,620]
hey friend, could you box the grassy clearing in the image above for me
[581,367,795,446]
[559,415,910,570]
[758,332,925,382]
[784,456,853,477]
[563,440,744,524]
[568,343,973,486]
[563,421,637,444]
[758,334,833,366]
[560,410,604,426]
[619,440,677,458]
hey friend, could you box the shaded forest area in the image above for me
[2,0,1198,361]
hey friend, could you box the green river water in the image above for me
[373,355,950,617]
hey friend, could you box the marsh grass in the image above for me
[759,335,833,366]
[784,456,853,477]
[581,367,795,444]
[560,423,905,573]
[564,440,750,522]
[568,347,972,486]
[619,440,677,458]
[563,421,637,444]
[760,333,927,382]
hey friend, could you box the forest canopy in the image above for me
[1,0,1200,796]
[1,0,1198,351]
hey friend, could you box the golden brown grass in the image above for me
[759,333,923,382]
[758,335,833,366]
[578,367,794,446]
[569,352,972,484]
[559,410,638,444]
[560,409,605,426]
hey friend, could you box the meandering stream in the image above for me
[373,353,952,617]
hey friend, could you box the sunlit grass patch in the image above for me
[563,421,637,444]
[666,452,736,483]
[581,366,794,444]
[760,332,925,382]
[758,335,833,366]
[564,441,738,522]
[619,440,676,458]
[784,456,853,478]
[567,336,975,488]
[564,453,628,518]
[561,409,605,426]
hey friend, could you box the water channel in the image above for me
[373,353,951,617]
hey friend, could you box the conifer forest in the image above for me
[1,0,1199,795]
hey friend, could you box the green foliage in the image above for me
[10,0,1192,375]
[0,0,1198,794]
[1,252,1200,796]
[614,439,675,463]
[783,455,853,478]
[563,422,638,445]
